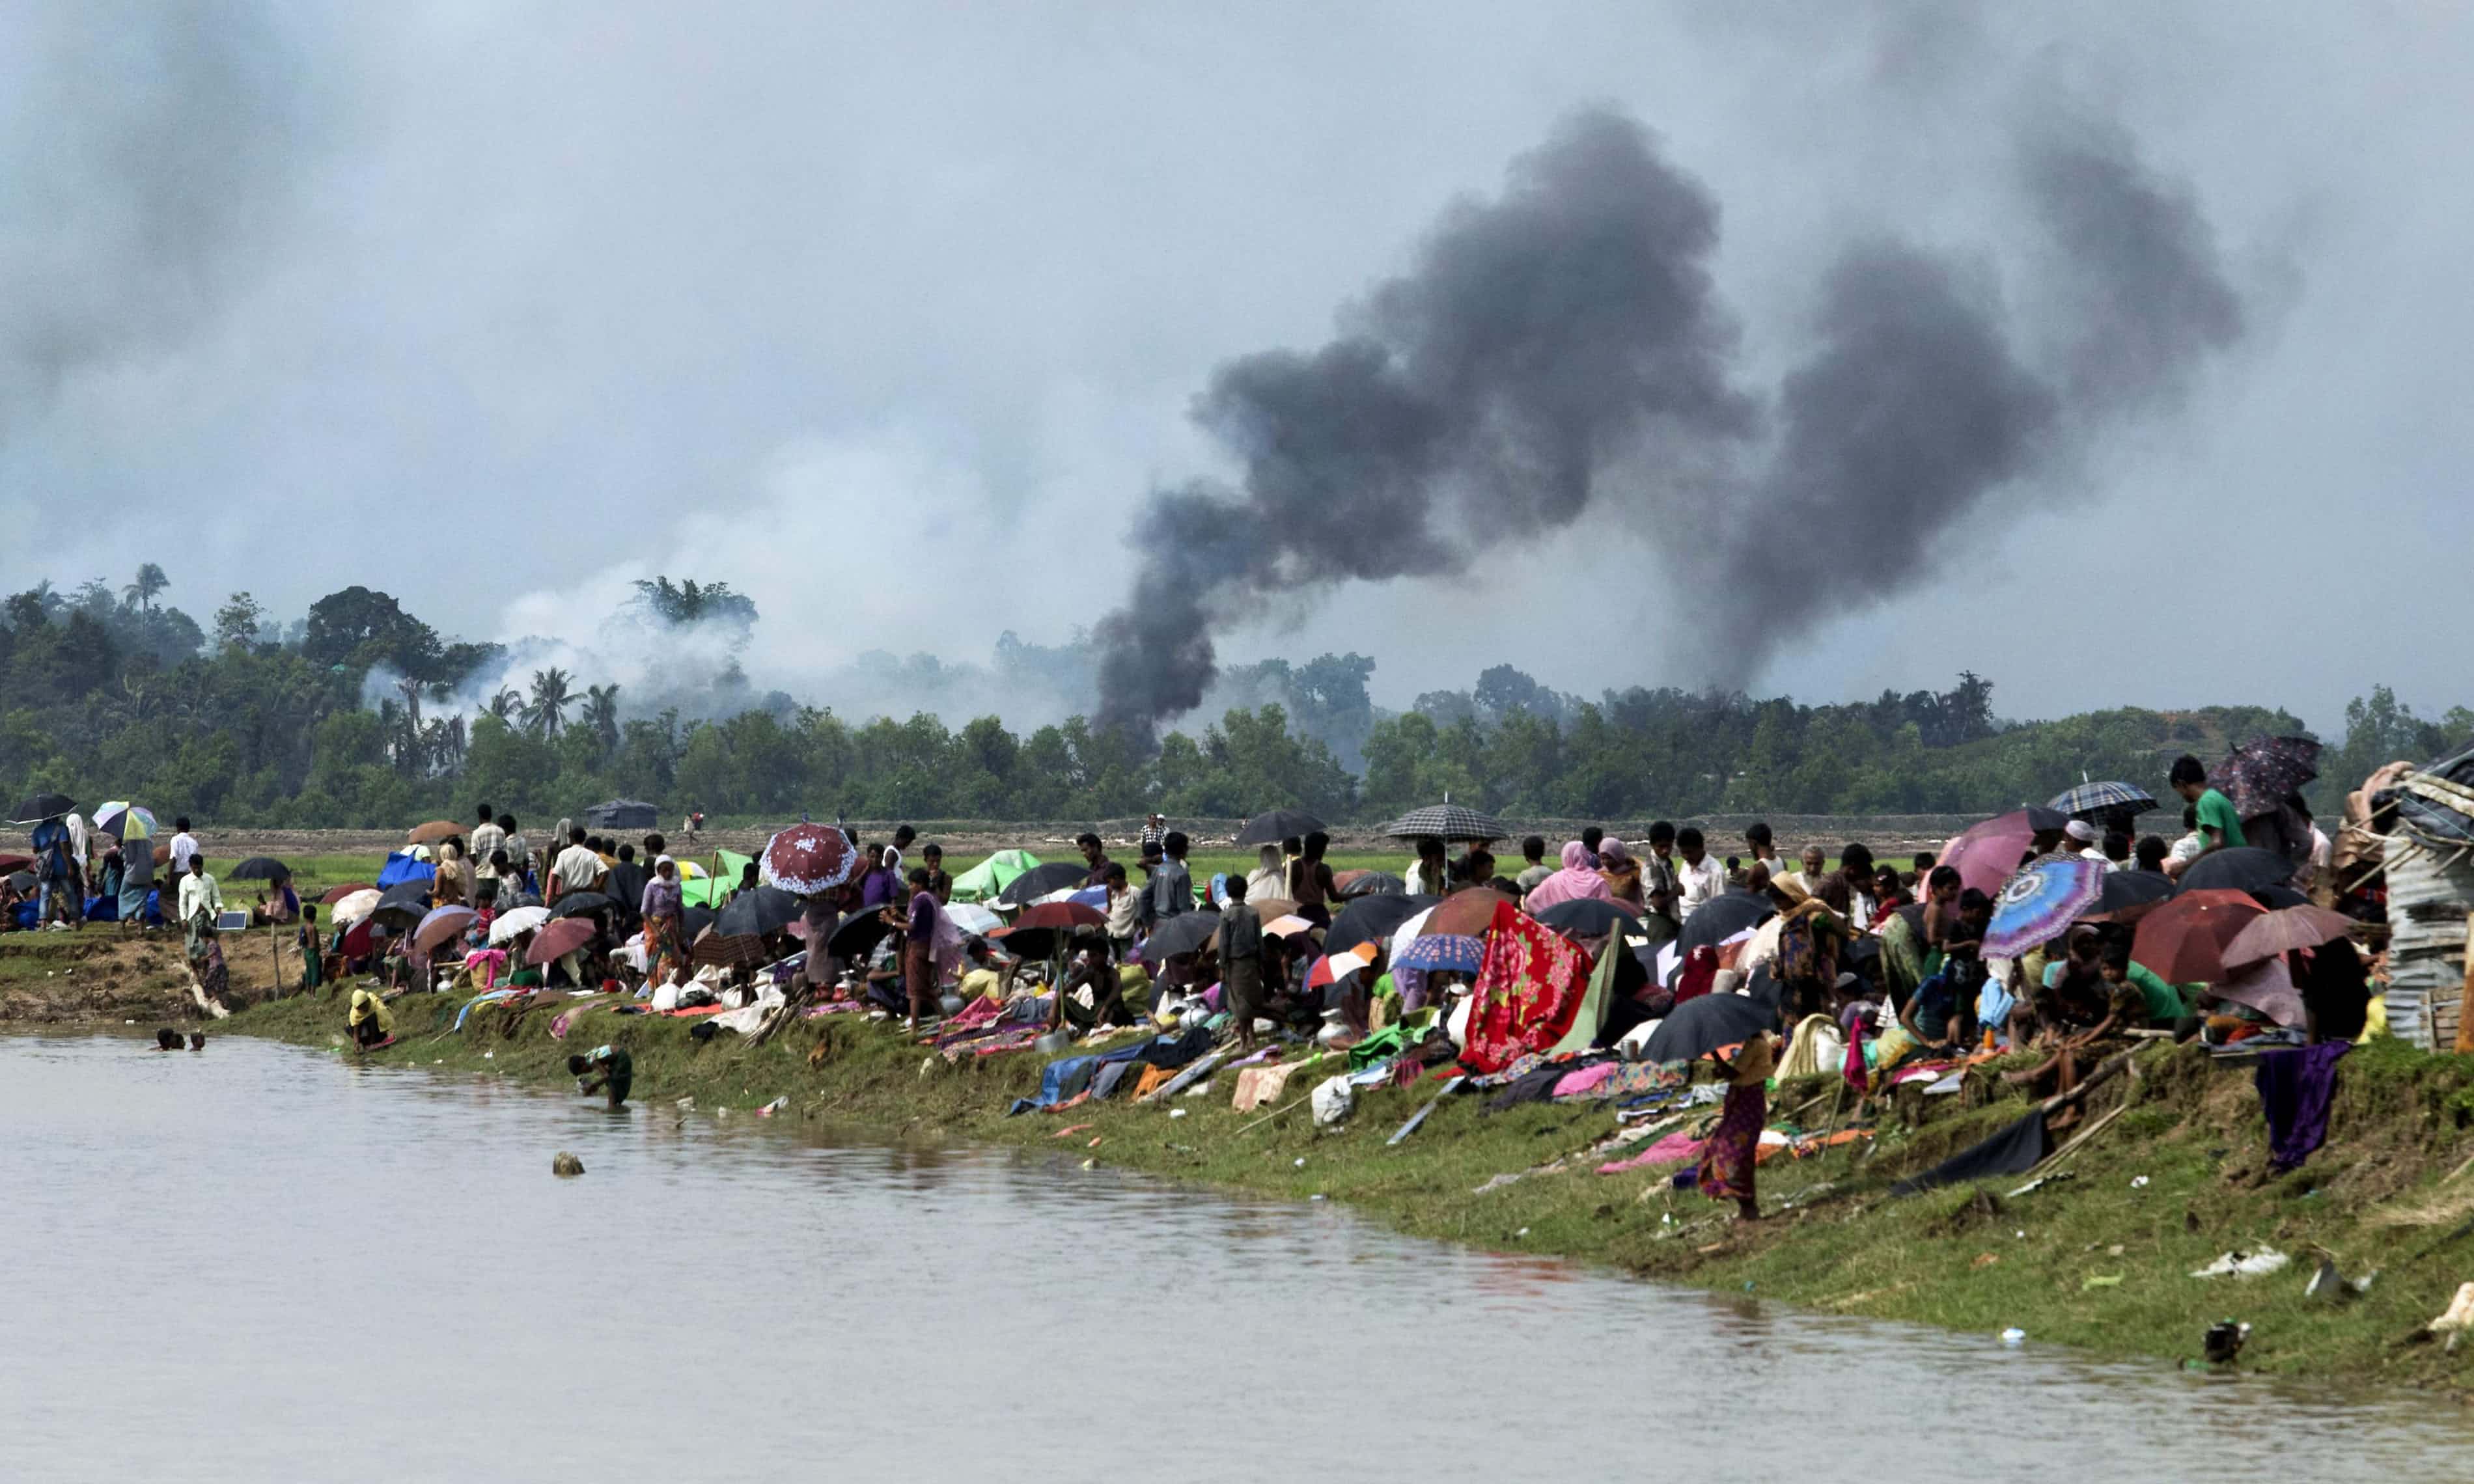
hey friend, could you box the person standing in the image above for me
[2168,755,2245,864]
[177,853,223,957]
[467,805,505,904]
[1244,844,1285,903]
[1217,876,1266,1053]
[30,816,77,930]
[118,832,154,929]
[1141,831,1193,928]
[639,856,686,990]
[889,866,944,1032]
[164,816,201,924]
[1514,836,1553,894]
[1286,831,1337,927]
[1696,1030,1775,1222]
[1076,832,1114,887]
[1138,813,1168,858]
[919,843,953,903]
[1743,822,1785,885]
[1675,827,1727,920]
[64,811,90,906]
[1402,836,1448,896]
[549,825,605,905]
[1639,821,1682,948]
[1102,862,1139,963]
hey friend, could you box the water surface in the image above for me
[3,1034,2468,1483]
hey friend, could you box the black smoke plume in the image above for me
[1094,104,2246,739]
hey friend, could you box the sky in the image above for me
[3,1,2467,735]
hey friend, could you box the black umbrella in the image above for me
[827,910,893,960]
[2180,847,2298,894]
[376,879,433,914]
[229,857,290,881]
[1639,989,1781,1065]
[10,792,73,823]
[2251,883,2311,910]
[994,861,1092,908]
[1234,808,1325,847]
[1333,870,1405,900]
[1382,803,1508,843]
[682,904,718,941]
[716,885,804,939]
[1531,898,1639,939]
[1676,892,1774,955]
[1325,894,1438,957]
[2023,805,2070,833]
[1139,909,1223,964]
[2083,869,2176,920]
[550,891,618,919]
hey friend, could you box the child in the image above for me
[296,905,324,996]
[568,1045,633,1108]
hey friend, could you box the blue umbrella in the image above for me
[1395,934,1483,972]
[1982,857,2108,959]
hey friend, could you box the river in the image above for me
[5,1033,2470,1482]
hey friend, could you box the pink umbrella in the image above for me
[1939,810,2042,898]
[2212,955,2307,1028]
[759,823,857,895]
[412,905,477,955]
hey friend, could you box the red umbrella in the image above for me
[759,823,857,894]
[2221,905,2354,972]
[1008,901,1105,931]
[1938,810,2042,898]
[407,819,462,845]
[413,905,477,955]
[2132,889,2265,985]
[320,881,377,905]
[524,916,599,967]
[1423,888,1518,938]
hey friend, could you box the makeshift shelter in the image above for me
[683,849,751,909]
[2359,745,2474,1049]
[583,799,658,831]
[952,849,1040,904]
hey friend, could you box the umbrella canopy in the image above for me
[1308,944,1377,989]
[488,905,551,945]
[951,849,1041,903]
[1640,991,1779,1066]
[2252,884,2311,910]
[1530,897,1640,940]
[1233,808,1326,847]
[581,799,658,830]
[2080,869,2176,923]
[2213,955,2308,1028]
[759,823,859,895]
[682,905,718,941]
[1325,894,1437,957]
[1139,909,1223,964]
[2180,847,2300,894]
[525,916,599,967]
[2131,889,2265,985]
[1395,933,1484,973]
[2222,905,2356,972]
[1008,901,1106,932]
[407,819,462,845]
[1382,804,1508,843]
[714,885,805,939]
[1939,810,2044,897]
[229,857,290,881]
[827,911,895,960]
[413,905,477,955]
[993,862,1091,909]
[1982,858,2109,959]
[2049,782,2158,819]
[1676,892,1775,956]
[318,882,374,905]
[1244,896,1299,922]
[0,853,32,875]
[92,802,157,840]
[944,901,1005,937]
[691,927,770,969]
[367,898,430,928]
[10,791,74,823]
[330,889,382,926]
[1332,870,1405,900]
[1264,913,1316,939]
[376,879,434,914]
[549,892,618,919]
[1426,888,1518,938]
[2214,736,2323,817]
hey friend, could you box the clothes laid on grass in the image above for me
[1890,1110,2050,1196]
[1598,1131,1703,1174]
[2256,1040,2350,1173]
[1462,901,1592,1075]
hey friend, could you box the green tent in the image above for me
[951,848,1041,903]
[682,848,754,909]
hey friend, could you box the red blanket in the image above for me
[1462,901,1593,1074]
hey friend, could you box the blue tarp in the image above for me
[376,853,438,889]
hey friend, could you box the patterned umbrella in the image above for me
[92,801,158,840]
[1382,803,1509,843]
[2212,736,2322,817]
[1982,857,2109,959]
[1307,944,1377,988]
[2048,782,2157,819]
[691,927,770,969]
[1395,933,1484,972]
[758,823,858,895]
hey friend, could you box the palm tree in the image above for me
[485,687,525,726]
[527,666,575,739]
[583,683,621,754]
[122,563,168,612]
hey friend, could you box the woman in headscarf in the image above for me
[1696,1030,1775,1222]
[431,840,468,909]
[1522,841,1613,913]
[1598,838,1645,909]
[347,987,396,1050]
[639,855,685,989]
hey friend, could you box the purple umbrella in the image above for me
[1981,857,2108,960]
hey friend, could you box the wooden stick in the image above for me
[1236,1094,1309,1133]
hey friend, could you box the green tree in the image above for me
[122,563,169,612]
[526,668,575,740]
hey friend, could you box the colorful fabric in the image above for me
[1551,1063,1618,1099]
[1695,1082,1766,1202]
[1461,902,1594,1075]
[1598,1131,1703,1174]
[643,912,685,988]
[1879,909,1926,1006]
[2257,1040,2349,1172]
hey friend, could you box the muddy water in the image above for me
[4,1034,2470,1483]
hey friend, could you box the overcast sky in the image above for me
[3,1,2466,734]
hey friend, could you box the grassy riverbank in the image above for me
[214,982,2474,1392]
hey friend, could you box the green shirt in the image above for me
[2195,788,2246,849]
[2121,963,2187,1023]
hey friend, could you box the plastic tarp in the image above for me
[682,849,753,908]
[376,852,437,889]
[952,849,1042,903]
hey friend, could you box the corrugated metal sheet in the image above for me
[2382,835,2474,1050]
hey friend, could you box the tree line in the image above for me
[1,568,2462,829]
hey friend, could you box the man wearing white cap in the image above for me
[2063,819,2108,868]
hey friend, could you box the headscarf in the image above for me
[1522,841,1613,913]
[1598,838,1643,905]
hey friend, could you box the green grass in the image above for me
[213,982,2474,1390]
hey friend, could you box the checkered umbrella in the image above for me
[1382,804,1508,843]
[2048,781,2156,818]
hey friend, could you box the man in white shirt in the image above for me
[1675,827,1727,920]
[176,853,222,929]
[165,816,201,912]
[2063,819,2107,866]
[549,825,607,901]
